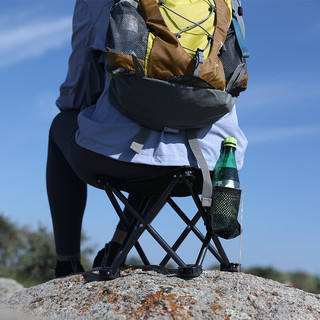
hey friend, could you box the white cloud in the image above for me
[0,16,72,69]
[246,124,320,144]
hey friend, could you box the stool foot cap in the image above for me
[178,264,202,278]
[220,263,241,272]
[98,267,120,280]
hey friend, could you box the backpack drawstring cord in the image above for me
[158,0,216,55]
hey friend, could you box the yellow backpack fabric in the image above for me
[157,0,232,58]
[157,0,231,59]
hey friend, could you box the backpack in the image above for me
[105,0,249,207]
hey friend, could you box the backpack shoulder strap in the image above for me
[231,0,249,58]
[231,0,245,37]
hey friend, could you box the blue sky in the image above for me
[1,0,320,276]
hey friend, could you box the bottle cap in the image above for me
[223,137,237,149]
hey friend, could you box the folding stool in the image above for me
[95,167,240,280]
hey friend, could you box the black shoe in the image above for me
[92,244,109,268]
[55,258,85,278]
[92,242,125,269]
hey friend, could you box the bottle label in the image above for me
[213,179,240,189]
[213,167,240,187]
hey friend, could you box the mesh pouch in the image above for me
[218,25,245,80]
[218,24,247,96]
[204,186,242,239]
[106,0,149,62]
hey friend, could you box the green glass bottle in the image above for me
[210,137,241,239]
[212,137,240,189]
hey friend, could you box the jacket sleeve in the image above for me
[56,0,106,111]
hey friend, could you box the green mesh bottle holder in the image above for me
[205,186,242,239]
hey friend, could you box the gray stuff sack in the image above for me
[109,75,236,132]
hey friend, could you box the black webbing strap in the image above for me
[130,126,152,153]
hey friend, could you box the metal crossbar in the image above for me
[160,198,227,266]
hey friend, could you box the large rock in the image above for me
[0,267,319,319]
[0,278,23,301]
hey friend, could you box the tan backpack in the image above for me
[105,0,249,207]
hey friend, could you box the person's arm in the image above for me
[56,0,96,111]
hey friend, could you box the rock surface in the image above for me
[0,278,24,301]
[0,267,320,319]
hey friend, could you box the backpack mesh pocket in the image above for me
[218,24,247,96]
[106,0,149,60]
[218,25,245,80]
[204,186,242,239]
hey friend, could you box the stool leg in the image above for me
[195,231,211,266]
[104,188,150,265]
[99,179,179,280]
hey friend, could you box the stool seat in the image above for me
[96,167,204,196]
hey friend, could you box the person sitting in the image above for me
[47,0,248,277]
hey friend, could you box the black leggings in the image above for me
[46,110,182,256]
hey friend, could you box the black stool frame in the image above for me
[96,169,240,280]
